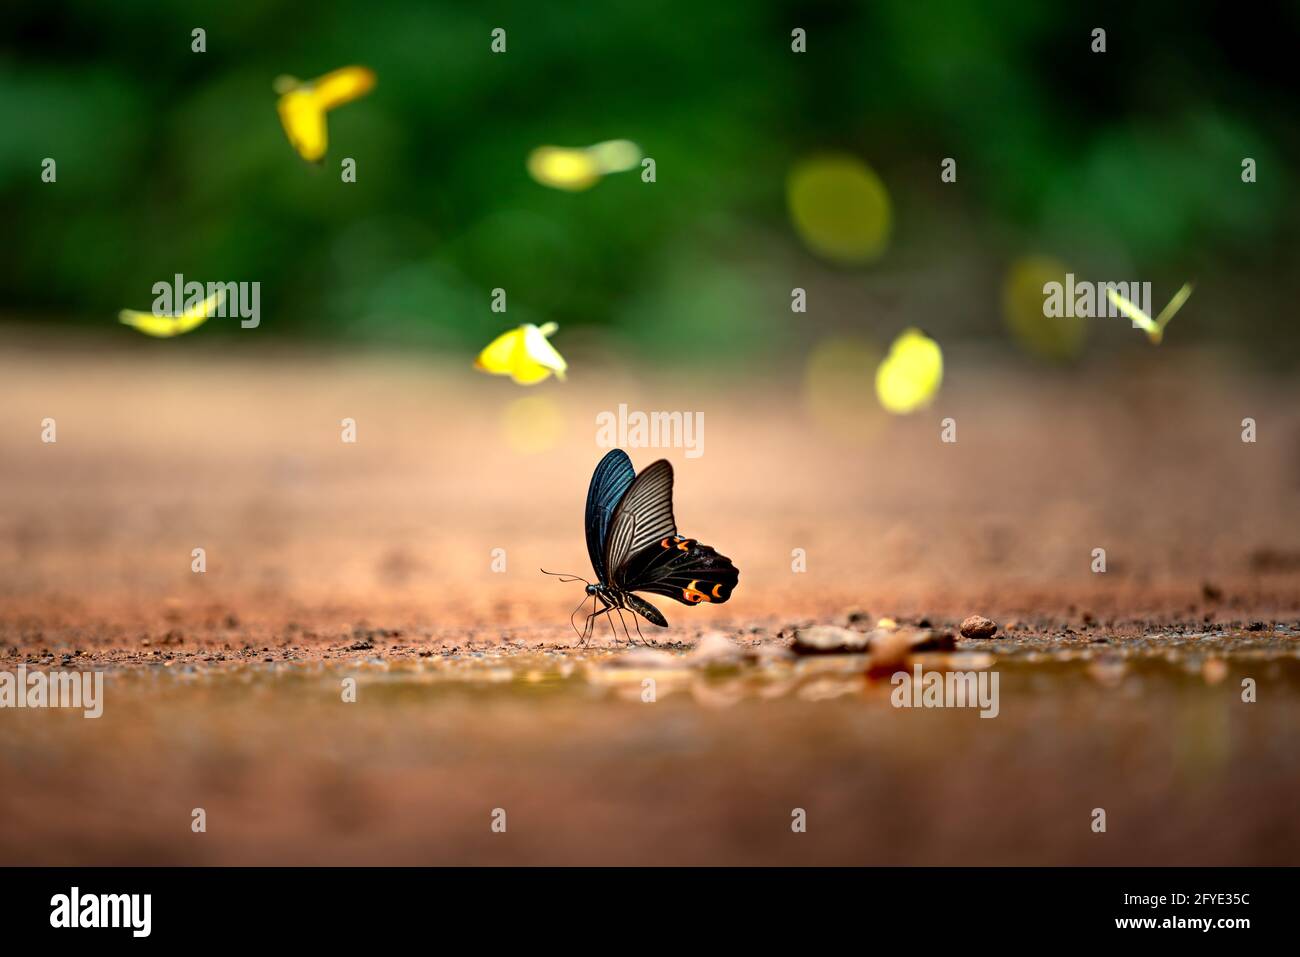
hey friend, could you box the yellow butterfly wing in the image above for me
[875,328,943,414]
[311,66,376,110]
[119,309,182,337]
[276,67,374,162]
[119,289,224,338]
[174,289,225,333]
[1155,282,1193,332]
[587,139,641,174]
[476,327,526,373]
[474,323,567,385]
[527,147,602,191]
[519,322,566,382]
[1105,288,1160,342]
[277,87,328,162]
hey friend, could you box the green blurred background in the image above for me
[2,0,1297,366]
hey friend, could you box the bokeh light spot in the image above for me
[787,154,892,264]
[527,140,642,192]
[802,336,885,442]
[1003,255,1086,362]
[501,395,565,454]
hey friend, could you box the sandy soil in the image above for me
[1,332,1298,864]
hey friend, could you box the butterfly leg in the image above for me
[612,605,634,645]
[600,600,621,647]
[581,593,616,647]
[580,603,601,647]
[612,593,648,646]
[611,595,647,647]
[578,595,603,647]
[629,608,648,646]
[569,593,595,642]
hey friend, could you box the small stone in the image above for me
[864,628,954,676]
[864,629,913,676]
[960,615,998,639]
[685,633,748,666]
[791,625,870,656]
[907,629,956,652]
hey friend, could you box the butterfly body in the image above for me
[546,449,738,643]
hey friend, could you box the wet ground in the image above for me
[2,622,1298,865]
[1,334,1298,864]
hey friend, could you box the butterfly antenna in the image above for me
[541,568,592,586]
[567,593,591,640]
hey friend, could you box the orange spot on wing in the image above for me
[682,580,712,603]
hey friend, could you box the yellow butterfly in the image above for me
[475,322,568,385]
[275,66,376,163]
[1106,282,1194,345]
[119,289,225,338]
[875,328,943,414]
[527,139,641,191]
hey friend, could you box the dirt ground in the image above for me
[1,330,1298,864]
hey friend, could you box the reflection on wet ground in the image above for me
[2,627,1297,865]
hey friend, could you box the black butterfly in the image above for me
[543,449,739,643]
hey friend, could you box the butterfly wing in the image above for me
[519,323,566,382]
[585,450,635,586]
[1155,282,1194,332]
[175,289,225,332]
[474,326,526,376]
[311,66,376,111]
[527,146,602,191]
[1105,287,1159,341]
[474,324,567,384]
[277,88,328,162]
[118,290,224,338]
[605,459,677,589]
[620,534,739,607]
[119,309,181,337]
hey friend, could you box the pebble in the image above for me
[960,615,999,639]
[791,625,870,655]
[685,633,749,666]
[866,628,953,675]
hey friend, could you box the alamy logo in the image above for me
[50,887,151,937]
[151,273,260,328]
[1042,273,1149,323]
[595,403,704,458]
[0,665,104,718]
[891,664,1000,718]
